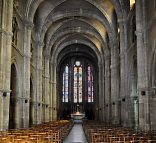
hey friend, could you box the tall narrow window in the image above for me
[74,66,78,103]
[88,65,94,102]
[63,66,68,102]
[74,61,82,103]
[79,66,82,102]
[61,60,94,104]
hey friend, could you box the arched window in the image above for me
[88,65,94,102]
[74,61,82,103]
[62,65,69,102]
[62,60,94,103]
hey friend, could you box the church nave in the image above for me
[63,124,88,143]
[1,0,156,141]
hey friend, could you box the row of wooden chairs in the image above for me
[83,121,156,143]
[0,120,73,143]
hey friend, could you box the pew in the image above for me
[0,120,73,143]
[83,121,156,143]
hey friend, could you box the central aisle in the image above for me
[63,124,88,143]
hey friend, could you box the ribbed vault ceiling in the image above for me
[19,0,134,61]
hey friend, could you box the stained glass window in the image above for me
[74,66,78,103]
[79,66,82,102]
[62,66,69,102]
[74,61,82,103]
[88,65,94,102]
[62,61,94,103]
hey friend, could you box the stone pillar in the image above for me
[0,91,2,130]
[131,96,139,130]
[1,91,11,130]
[104,51,111,123]
[33,40,44,124]
[0,0,13,130]
[136,0,150,130]
[118,19,129,126]
[98,62,105,121]
[49,79,53,121]
[98,63,103,121]
[43,53,50,122]
[51,63,57,120]
[22,21,33,128]
[129,60,138,128]
[102,60,105,122]
[49,62,53,121]
[14,97,22,129]
[110,39,120,124]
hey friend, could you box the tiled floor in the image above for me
[63,123,88,143]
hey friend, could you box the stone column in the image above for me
[22,21,33,128]
[14,97,21,129]
[49,62,53,121]
[118,19,129,126]
[98,63,103,121]
[49,78,53,121]
[51,63,57,120]
[1,91,11,130]
[0,0,13,130]
[0,91,2,130]
[129,60,138,128]
[104,51,111,123]
[98,62,105,121]
[33,40,44,124]
[102,60,105,122]
[136,0,150,130]
[43,53,50,122]
[110,39,120,124]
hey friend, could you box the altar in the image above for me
[71,112,85,123]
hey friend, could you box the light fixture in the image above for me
[75,61,80,66]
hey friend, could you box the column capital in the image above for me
[130,95,138,100]
[49,81,56,84]
[109,37,119,47]
[23,20,34,30]
[51,62,57,67]
[43,51,50,60]
[120,49,127,57]
[98,63,103,68]
[43,75,50,79]
[0,28,13,36]
[12,96,29,103]
[104,49,110,57]
[36,67,43,71]
[0,89,12,94]
[135,30,143,36]
[30,101,43,106]
[110,63,119,69]
[32,40,44,47]
[45,42,50,47]
[104,54,111,61]
[23,53,31,59]
[118,18,128,25]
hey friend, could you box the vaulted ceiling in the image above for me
[17,0,135,62]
